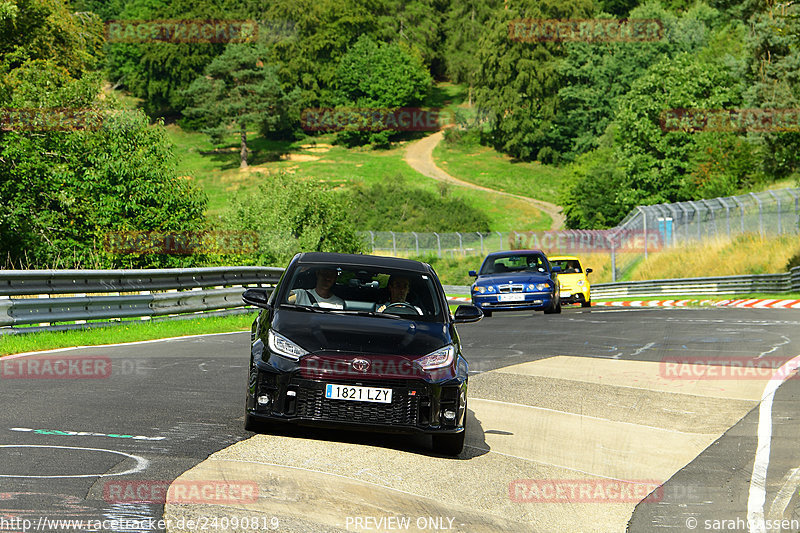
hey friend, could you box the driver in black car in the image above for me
[376,275,423,314]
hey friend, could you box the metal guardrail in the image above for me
[0,267,283,330]
[445,267,800,299]
[591,267,800,299]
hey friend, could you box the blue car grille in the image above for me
[498,284,525,293]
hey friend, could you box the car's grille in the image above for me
[292,379,420,426]
[498,284,524,293]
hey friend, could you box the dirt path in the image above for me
[404,130,566,230]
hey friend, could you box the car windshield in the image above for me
[280,263,443,320]
[550,259,583,273]
[479,254,548,275]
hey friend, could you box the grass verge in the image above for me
[0,313,256,357]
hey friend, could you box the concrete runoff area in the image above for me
[165,355,771,533]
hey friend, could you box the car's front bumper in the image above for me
[559,286,590,304]
[471,292,554,312]
[247,361,468,435]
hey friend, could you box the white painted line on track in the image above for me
[0,330,246,359]
[747,353,800,533]
[766,467,800,530]
[0,445,148,478]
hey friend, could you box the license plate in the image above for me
[498,293,525,302]
[561,292,572,298]
[325,384,392,403]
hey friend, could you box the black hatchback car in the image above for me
[242,252,482,455]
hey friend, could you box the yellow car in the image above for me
[548,255,592,307]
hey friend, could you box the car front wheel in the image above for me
[581,300,591,308]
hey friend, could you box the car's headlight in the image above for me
[416,345,455,370]
[486,286,496,293]
[474,286,486,294]
[268,329,308,361]
[535,283,549,291]
[577,280,585,286]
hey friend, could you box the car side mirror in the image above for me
[453,304,483,323]
[586,268,593,274]
[468,270,477,277]
[242,288,271,308]
[551,266,562,273]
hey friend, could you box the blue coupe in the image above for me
[469,250,561,317]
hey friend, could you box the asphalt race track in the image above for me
[2,306,800,532]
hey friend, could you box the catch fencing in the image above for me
[359,188,800,281]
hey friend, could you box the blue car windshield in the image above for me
[480,254,548,275]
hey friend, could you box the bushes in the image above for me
[345,176,491,233]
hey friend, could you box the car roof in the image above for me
[486,249,546,257]
[295,252,430,273]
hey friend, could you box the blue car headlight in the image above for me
[474,286,486,294]
[486,286,496,293]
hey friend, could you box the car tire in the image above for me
[581,300,591,308]
[544,299,561,314]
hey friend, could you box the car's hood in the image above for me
[557,273,586,287]
[272,308,449,357]
[474,272,552,286]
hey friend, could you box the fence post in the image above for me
[369,231,375,252]
[639,207,647,259]
[412,232,419,255]
[787,189,799,233]
[719,198,731,238]
[750,192,764,236]
[477,232,484,254]
[434,232,441,258]
[768,190,782,234]
[457,232,463,254]
[496,231,503,250]
[611,237,617,283]
[391,231,396,255]
[732,196,745,235]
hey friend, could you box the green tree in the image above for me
[332,35,432,146]
[0,61,207,268]
[223,172,365,265]
[473,0,594,163]
[0,0,104,78]
[442,0,501,104]
[183,44,300,168]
